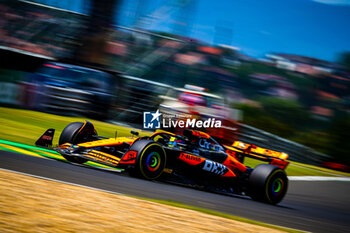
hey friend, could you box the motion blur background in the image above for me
[0,0,350,170]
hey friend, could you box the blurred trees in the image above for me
[290,131,330,155]
[237,103,293,137]
[339,51,350,70]
[235,98,309,138]
[227,62,318,106]
[259,97,310,129]
[327,117,350,164]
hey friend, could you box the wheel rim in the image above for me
[146,152,161,172]
[271,177,284,196]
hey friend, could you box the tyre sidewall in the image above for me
[59,122,88,164]
[249,164,288,204]
[130,140,166,180]
[59,122,84,145]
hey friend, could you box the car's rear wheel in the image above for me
[59,121,96,164]
[248,164,288,205]
[129,140,166,180]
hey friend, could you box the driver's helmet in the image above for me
[168,136,177,147]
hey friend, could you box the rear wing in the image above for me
[224,141,289,169]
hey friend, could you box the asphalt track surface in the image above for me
[1,151,350,233]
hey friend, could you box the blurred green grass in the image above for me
[0,106,348,177]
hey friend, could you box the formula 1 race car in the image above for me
[36,121,289,204]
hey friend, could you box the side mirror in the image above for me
[131,131,139,137]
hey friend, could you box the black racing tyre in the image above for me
[59,122,96,164]
[129,140,166,180]
[59,122,84,145]
[249,164,288,205]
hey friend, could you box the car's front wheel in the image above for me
[59,121,96,164]
[129,140,166,180]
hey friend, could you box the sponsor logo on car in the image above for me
[180,152,202,161]
[179,152,204,165]
[199,139,220,151]
[41,135,52,140]
[203,160,228,175]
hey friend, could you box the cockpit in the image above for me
[150,129,225,155]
